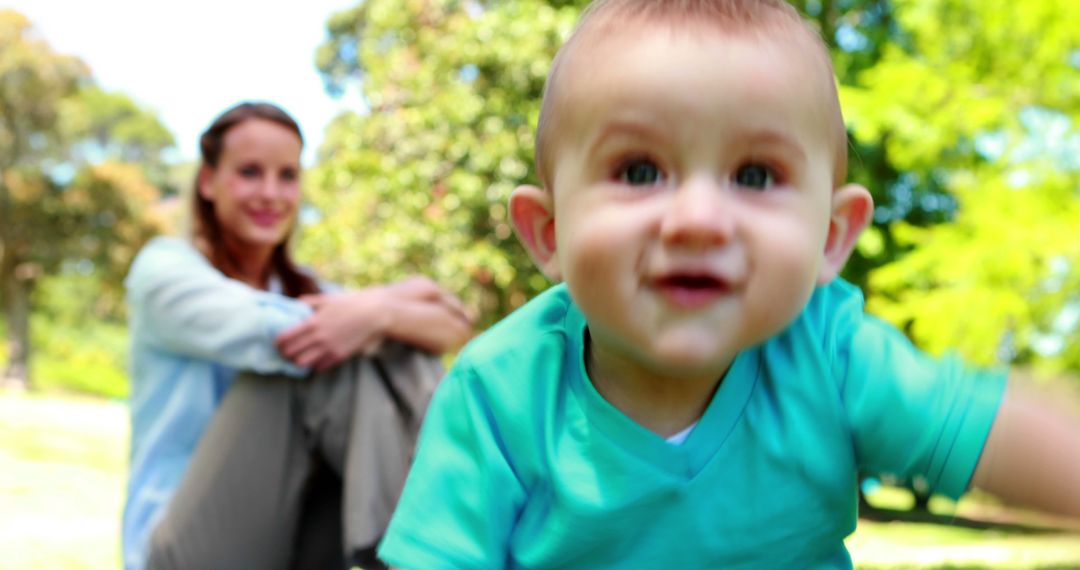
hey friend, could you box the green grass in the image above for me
[1,389,1079,569]
[852,475,1080,568]
[30,316,130,399]
[0,390,127,569]
[850,520,1080,569]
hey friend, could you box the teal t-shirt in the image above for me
[379,280,1006,569]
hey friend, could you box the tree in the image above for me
[786,0,973,289]
[843,0,1080,372]
[306,0,590,325]
[60,87,176,191]
[0,10,86,387]
[0,10,174,388]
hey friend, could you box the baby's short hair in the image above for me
[534,0,848,189]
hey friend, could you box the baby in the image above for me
[379,0,1080,567]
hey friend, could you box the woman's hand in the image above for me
[274,287,395,372]
[274,277,474,372]
[379,276,474,354]
[385,276,471,320]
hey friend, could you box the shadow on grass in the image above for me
[859,500,1080,537]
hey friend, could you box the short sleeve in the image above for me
[378,362,526,569]
[834,299,1007,499]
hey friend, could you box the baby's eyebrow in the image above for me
[587,119,669,157]
[741,129,808,163]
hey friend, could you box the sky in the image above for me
[3,0,359,165]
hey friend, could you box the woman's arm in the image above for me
[970,380,1080,520]
[127,238,311,375]
[274,277,473,371]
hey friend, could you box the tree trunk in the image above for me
[1,247,31,390]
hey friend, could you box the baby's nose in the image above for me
[659,177,736,247]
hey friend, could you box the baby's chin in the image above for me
[635,341,742,382]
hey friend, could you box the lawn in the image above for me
[1,389,1079,569]
[0,390,127,569]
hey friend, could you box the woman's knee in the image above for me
[145,520,182,570]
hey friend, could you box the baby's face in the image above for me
[548,24,841,382]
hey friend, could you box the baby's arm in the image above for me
[971,381,1080,519]
[828,283,1079,518]
[378,361,525,568]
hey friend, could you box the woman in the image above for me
[121,102,472,570]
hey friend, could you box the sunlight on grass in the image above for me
[848,485,1080,568]
[849,520,1080,569]
[0,390,128,570]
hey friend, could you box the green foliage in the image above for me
[0,10,88,169]
[306,0,585,325]
[0,8,90,274]
[847,0,1080,372]
[0,9,174,388]
[19,274,130,398]
[59,86,176,190]
[843,0,1078,173]
[868,163,1080,370]
[31,317,129,399]
[63,161,169,310]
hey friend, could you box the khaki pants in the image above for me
[146,344,440,570]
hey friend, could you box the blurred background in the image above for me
[0,0,1078,568]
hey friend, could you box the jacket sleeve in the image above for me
[125,237,312,376]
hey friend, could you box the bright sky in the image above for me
[2,0,359,165]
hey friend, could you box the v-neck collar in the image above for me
[563,301,760,480]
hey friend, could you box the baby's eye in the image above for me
[618,159,665,186]
[733,163,776,190]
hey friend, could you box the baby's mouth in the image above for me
[657,274,728,289]
[653,273,732,308]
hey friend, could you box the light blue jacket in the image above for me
[121,237,313,570]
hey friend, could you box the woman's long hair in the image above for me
[192,101,320,298]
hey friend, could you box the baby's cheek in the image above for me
[753,236,820,324]
[562,227,634,314]
[561,218,624,278]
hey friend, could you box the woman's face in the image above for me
[198,118,303,256]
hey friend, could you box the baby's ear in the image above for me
[509,185,561,280]
[818,183,873,284]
